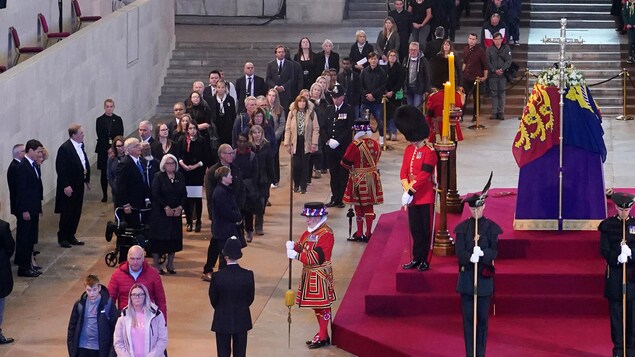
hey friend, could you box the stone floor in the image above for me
[2,23,635,357]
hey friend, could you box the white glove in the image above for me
[621,244,632,258]
[328,139,339,149]
[618,253,629,264]
[286,241,295,250]
[473,246,484,257]
[401,192,413,206]
[470,253,480,263]
[287,249,298,260]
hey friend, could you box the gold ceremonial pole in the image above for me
[473,217,480,357]
[468,78,486,130]
[285,150,295,348]
[617,68,633,121]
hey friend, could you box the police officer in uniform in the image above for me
[325,84,355,208]
[600,192,635,357]
[455,174,500,357]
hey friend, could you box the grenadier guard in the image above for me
[455,174,500,357]
[599,192,635,357]
[394,105,438,272]
[285,202,337,349]
[341,117,384,242]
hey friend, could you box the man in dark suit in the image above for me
[15,139,44,277]
[315,39,340,74]
[324,85,355,208]
[7,144,25,218]
[337,57,362,120]
[235,62,267,113]
[95,99,124,203]
[115,138,151,227]
[203,70,222,106]
[168,102,186,138]
[209,236,254,357]
[138,120,154,144]
[55,124,90,248]
[266,45,296,109]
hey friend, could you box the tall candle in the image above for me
[442,82,451,138]
[448,52,455,105]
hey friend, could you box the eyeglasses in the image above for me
[131,293,145,298]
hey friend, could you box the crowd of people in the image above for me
[0,0,520,353]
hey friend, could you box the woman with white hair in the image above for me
[113,283,168,356]
[316,39,340,74]
[349,30,374,73]
[149,154,186,274]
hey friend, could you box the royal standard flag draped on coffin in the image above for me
[512,84,606,168]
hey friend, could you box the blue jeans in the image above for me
[406,91,423,110]
[360,102,384,136]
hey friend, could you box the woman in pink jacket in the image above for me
[113,283,168,357]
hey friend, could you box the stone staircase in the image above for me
[529,0,613,29]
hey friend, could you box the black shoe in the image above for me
[293,186,300,193]
[325,201,337,207]
[186,224,193,232]
[32,265,42,270]
[18,269,40,277]
[496,113,505,120]
[195,222,201,232]
[361,233,371,242]
[101,196,108,203]
[471,117,477,122]
[69,239,85,246]
[158,269,166,275]
[301,189,307,194]
[402,260,421,270]
[168,269,177,275]
[306,335,330,345]
[0,334,14,344]
[59,241,72,248]
[418,262,430,272]
[308,338,330,349]
[336,202,345,208]
[347,233,363,242]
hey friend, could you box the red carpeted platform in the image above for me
[331,188,628,357]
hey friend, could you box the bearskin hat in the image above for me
[394,105,429,142]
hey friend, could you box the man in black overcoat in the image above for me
[324,85,355,208]
[115,138,151,230]
[55,124,90,248]
[7,143,25,218]
[209,237,254,357]
[0,202,15,344]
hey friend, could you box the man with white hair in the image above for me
[138,120,154,144]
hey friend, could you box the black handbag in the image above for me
[504,62,520,83]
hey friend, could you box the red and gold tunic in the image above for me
[340,137,384,206]
[426,90,464,142]
[400,142,438,205]
[293,223,337,308]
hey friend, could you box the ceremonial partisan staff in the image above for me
[284,154,295,348]
[622,217,627,357]
[472,172,492,357]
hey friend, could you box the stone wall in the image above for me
[0,0,174,224]
[175,0,345,23]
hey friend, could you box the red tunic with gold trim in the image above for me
[426,90,464,142]
[340,137,384,206]
[400,142,438,205]
[293,223,337,308]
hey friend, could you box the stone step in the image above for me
[530,3,610,11]
[529,11,612,21]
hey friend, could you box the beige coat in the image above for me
[283,101,320,154]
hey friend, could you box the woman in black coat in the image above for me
[213,81,236,146]
[150,154,187,274]
[249,125,275,237]
[383,49,406,140]
[0,218,15,344]
[234,133,260,243]
[349,30,375,73]
[186,91,214,143]
[178,120,210,233]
